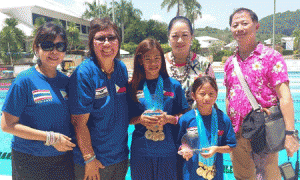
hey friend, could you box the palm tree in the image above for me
[82,1,111,20]
[33,17,46,36]
[0,18,25,65]
[113,0,142,43]
[185,2,202,30]
[161,0,201,17]
[292,28,300,51]
[67,22,80,51]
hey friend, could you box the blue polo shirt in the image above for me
[128,77,189,158]
[2,67,72,157]
[68,57,129,166]
[178,109,236,180]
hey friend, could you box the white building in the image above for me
[0,0,90,51]
[281,37,295,51]
[195,36,221,48]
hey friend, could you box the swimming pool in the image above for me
[0,72,299,179]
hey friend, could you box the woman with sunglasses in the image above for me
[69,17,129,180]
[1,22,76,180]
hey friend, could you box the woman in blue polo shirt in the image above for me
[127,38,189,179]
[1,22,75,179]
[69,17,129,180]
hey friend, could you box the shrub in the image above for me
[282,50,294,55]
[121,42,138,54]
[213,50,233,62]
[160,44,172,54]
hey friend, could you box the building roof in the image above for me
[225,40,238,48]
[195,36,220,41]
[195,36,221,48]
[281,37,295,42]
[0,0,82,18]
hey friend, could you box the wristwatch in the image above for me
[285,130,299,138]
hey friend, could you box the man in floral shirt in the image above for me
[224,8,299,180]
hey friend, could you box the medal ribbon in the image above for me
[195,107,218,167]
[143,75,164,111]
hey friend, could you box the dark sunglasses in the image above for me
[39,41,67,52]
[94,35,117,43]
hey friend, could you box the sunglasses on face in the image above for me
[94,35,117,43]
[39,41,67,52]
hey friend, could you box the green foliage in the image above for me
[161,0,201,17]
[191,39,200,53]
[121,42,138,54]
[258,10,300,36]
[292,28,300,50]
[82,1,112,20]
[161,43,172,53]
[213,50,233,62]
[282,50,294,55]
[124,19,168,44]
[67,22,80,51]
[0,18,25,64]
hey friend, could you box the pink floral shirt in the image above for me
[224,43,289,133]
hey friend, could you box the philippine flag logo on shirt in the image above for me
[60,90,68,100]
[95,86,109,99]
[115,84,126,94]
[32,90,53,104]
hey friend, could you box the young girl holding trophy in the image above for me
[128,38,189,179]
[178,76,236,180]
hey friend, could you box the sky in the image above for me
[1,0,300,30]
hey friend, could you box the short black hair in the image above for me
[33,22,68,53]
[229,8,258,26]
[168,16,193,35]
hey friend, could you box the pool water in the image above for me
[0,72,299,179]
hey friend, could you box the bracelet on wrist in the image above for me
[83,153,95,161]
[175,115,179,125]
[84,155,96,164]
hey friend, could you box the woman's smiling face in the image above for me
[37,36,66,69]
[168,21,193,54]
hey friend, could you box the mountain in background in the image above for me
[258,9,300,36]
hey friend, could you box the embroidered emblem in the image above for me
[95,86,109,99]
[115,84,126,94]
[32,90,53,103]
[218,130,224,136]
[163,91,174,98]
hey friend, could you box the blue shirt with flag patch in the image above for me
[68,57,129,166]
[128,77,189,158]
[2,66,72,157]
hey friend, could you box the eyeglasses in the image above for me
[94,35,118,43]
[39,41,67,52]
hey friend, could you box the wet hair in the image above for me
[192,76,219,109]
[32,22,68,54]
[192,76,218,94]
[168,16,193,35]
[229,7,259,26]
[128,38,169,102]
[88,17,121,59]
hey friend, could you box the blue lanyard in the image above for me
[143,75,164,110]
[195,107,218,167]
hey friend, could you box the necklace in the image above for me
[169,52,192,83]
[101,62,114,79]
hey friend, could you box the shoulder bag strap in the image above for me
[232,56,260,111]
